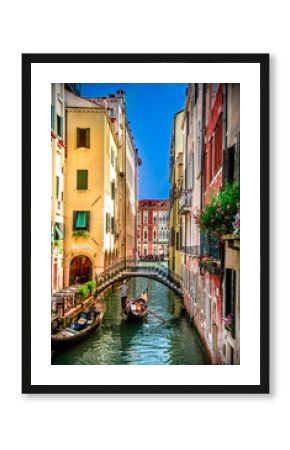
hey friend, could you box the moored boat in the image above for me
[122,287,149,322]
[51,301,105,348]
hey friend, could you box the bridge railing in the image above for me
[95,259,181,289]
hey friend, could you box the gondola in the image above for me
[122,287,149,322]
[51,303,105,348]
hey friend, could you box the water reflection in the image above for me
[52,277,208,365]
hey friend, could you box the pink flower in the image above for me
[227,204,231,209]
[225,216,229,220]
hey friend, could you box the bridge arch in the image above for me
[96,271,183,298]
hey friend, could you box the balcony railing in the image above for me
[200,241,221,260]
[179,189,192,213]
[181,245,200,256]
[181,241,221,260]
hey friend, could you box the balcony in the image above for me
[179,189,192,213]
[181,245,200,256]
[200,238,221,260]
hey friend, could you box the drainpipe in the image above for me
[221,84,228,302]
[200,83,205,210]
[222,83,228,186]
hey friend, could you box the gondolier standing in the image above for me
[118,279,129,312]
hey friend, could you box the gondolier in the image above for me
[122,285,149,321]
[118,280,129,312]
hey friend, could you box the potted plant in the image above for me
[78,286,90,300]
[224,313,234,332]
[72,230,90,238]
[195,182,240,238]
[86,281,96,296]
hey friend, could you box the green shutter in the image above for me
[51,105,55,130]
[111,181,115,199]
[56,176,59,198]
[76,128,80,147]
[57,115,63,138]
[73,211,77,230]
[77,170,88,189]
[111,216,115,234]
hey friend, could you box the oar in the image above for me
[147,308,167,323]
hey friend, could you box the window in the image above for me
[51,105,55,130]
[76,128,90,148]
[153,211,157,225]
[194,83,199,103]
[143,229,148,241]
[106,213,111,234]
[203,153,207,192]
[214,117,223,174]
[143,211,148,224]
[111,181,115,200]
[77,170,88,190]
[56,176,59,199]
[54,222,64,239]
[111,147,115,167]
[57,115,63,138]
[153,229,157,241]
[73,211,90,230]
[111,216,115,234]
[205,85,210,126]
[224,269,236,338]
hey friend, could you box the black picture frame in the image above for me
[22,53,269,394]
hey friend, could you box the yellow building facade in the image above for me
[169,110,184,281]
[51,83,65,293]
[63,90,120,286]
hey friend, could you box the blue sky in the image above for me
[81,83,187,199]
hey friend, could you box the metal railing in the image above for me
[200,241,221,260]
[181,245,200,256]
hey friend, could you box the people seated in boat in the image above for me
[131,297,146,313]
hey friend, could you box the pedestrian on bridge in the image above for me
[118,279,129,312]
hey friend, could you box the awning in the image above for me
[76,212,87,228]
[55,224,64,239]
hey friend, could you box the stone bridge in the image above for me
[96,261,183,297]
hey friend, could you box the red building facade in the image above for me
[138,199,170,260]
[170,83,240,364]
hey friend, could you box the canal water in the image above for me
[52,277,209,365]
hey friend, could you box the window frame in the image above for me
[76,128,90,149]
[76,169,88,190]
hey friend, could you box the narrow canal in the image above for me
[52,277,209,365]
